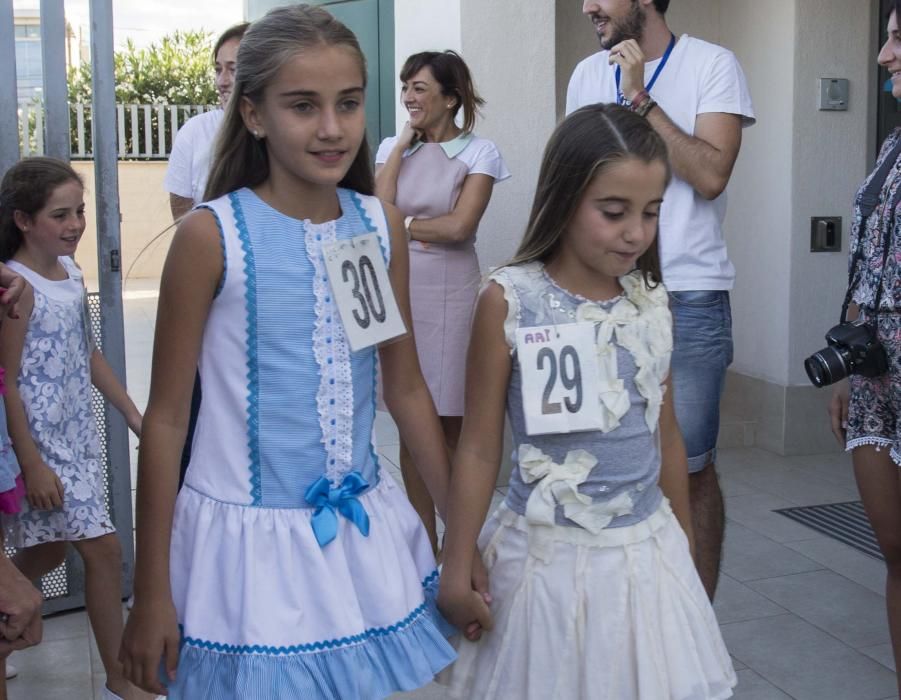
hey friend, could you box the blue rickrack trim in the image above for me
[181,570,441,657]
[348,190,376,234]
[195,204,228,298]
[231,192,262,505]
[367,348,382,476]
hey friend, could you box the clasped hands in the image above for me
[437,551,494,642]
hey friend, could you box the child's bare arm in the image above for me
[0,285,64,511]
[657,375,695,555]
[90,350,142,437]
[438,281,511,636]
[377,203,452,518]
[119,208,221,694]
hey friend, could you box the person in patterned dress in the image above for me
[0,157,144,700]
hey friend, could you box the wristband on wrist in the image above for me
[404,215,414,238]
[635,96,658,118]
[622,89,649,111]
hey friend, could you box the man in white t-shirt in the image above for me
[164,22,249,219]
[164,22,248,489]
[567,0,755,600]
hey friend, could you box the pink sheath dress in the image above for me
[385,136,509,416]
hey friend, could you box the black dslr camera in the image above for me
[804,319,888,388]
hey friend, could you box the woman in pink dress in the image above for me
[375,51,510,552]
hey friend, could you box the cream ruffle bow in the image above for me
[575,298,671,433]
[519,444,634,536]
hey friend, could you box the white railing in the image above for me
[17,101,218,160]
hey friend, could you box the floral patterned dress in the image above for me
[2,257,114,547]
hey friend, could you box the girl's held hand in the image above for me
[120,596,180,695]
[128,411,144,439]
[22,462,64,511]
[829,380,849,446]
[437,578,492,642]
[471,551,491,606]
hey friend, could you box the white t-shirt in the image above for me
[375,133,511,183]
[164,109,225,205]
[566,35,755,291]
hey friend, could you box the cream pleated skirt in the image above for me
[440,500,736,700]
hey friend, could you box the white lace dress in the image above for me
[2,257,114,547]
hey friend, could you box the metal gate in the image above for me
[0,0,135,614]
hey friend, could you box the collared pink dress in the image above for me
[376,133,510,416]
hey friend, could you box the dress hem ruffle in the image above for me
[169,572,455,700]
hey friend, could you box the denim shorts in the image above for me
[668,290,733,473]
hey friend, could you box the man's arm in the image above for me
[611,38,745,200]
[646,108,742,200]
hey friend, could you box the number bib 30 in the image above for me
[323,233,407,352]
[516,322,604,436]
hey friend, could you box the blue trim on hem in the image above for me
[181,570,443,656]
[195,204,228,298]
[230,192,262,505]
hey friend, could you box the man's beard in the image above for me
[599,1,647,50]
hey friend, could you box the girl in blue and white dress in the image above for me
[438,104,737,699]
[120,6,480,699]
[0,157,144,700]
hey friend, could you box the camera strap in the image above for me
[842,138,901,323]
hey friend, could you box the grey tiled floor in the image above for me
[6,283,896,699]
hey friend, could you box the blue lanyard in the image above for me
[616,33,676,105]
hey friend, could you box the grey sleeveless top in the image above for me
[492,262,673,530]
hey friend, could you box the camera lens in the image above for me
[804,346,849,387]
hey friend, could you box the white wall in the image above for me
[719,0,797,385]
[393,0,462,132]
[461,0,559,270]
[787,0,876,385]
[667,0,721,44]
[555,1,604,119]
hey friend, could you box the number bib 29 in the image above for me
[323,233,407,352]
[516,323,603,436]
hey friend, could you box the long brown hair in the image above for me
[204,4,373,201]
[400,50,485,134]
[0,157,83,262]
[510,104,670,288]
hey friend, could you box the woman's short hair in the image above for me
[400,51,485,134]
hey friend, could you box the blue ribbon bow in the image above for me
[304,471,371,548]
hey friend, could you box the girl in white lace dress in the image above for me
[438,105,736,699]
[0,158,144,700]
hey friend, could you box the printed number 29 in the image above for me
[537,346,583,415]
[341,255,387,329]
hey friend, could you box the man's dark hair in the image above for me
[653,0,670,14]
[895,0,901,20]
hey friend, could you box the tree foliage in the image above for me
[68,30,218,105]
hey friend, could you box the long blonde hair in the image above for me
[204,4,373,201]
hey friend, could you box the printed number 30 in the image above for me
[341,256,387,329]
[537,346,583,415]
